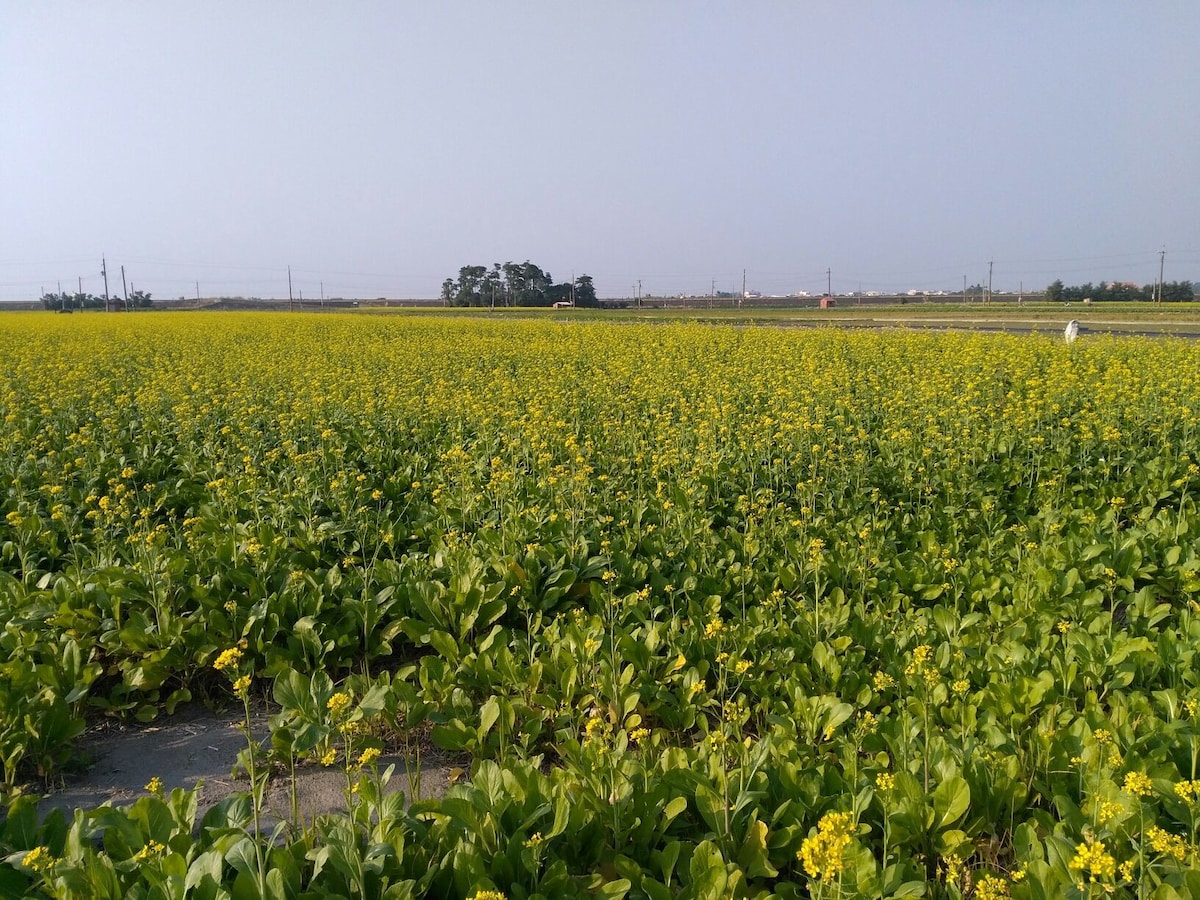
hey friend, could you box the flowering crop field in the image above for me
[3,312,1200,899]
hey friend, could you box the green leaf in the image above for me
[737,818,778,878]
[932,775,970,830]
[688,840,729,900]
[478,696,500,741]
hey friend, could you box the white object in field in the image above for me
[1064,320,1080,343]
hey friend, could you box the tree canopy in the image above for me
[441,261,598,308]
[1045,279,1194,304]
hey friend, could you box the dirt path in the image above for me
[36,705,464,824]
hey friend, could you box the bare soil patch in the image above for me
[36,704,464,824]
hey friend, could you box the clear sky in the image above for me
[2,3,1198,301]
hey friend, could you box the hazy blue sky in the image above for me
[2,3,1198,301]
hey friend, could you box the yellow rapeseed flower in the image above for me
[797,811,854,881]
[1145,826,1187,861]
[23,846,57,873]
[974,874,1010,900]
[1069,836,1116,884]
[327,692,352,719]
[1122,771,1153,798]
[1096,799,1123,824]
[232,674,251,699]
[1174,779,1200,804]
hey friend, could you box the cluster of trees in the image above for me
[1045,279,1194,304]
[440,261,597,308]
[40,290,153,311]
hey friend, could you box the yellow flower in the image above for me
[1095,799,1123,824]
[145,776,163,795]
[23,846,57,873]
[942,853,965,888]
[232,674,251,699]
[212,646,242,672]
[797,811,854,881]
[133,840,166,862]
[1174,779,1200,804]
[875,772,894,793]
[904,644,933,677]
[1145,826,1187,861]
[320,748,337,767]
[974,874,1010,900]
[1122,771,1153,798]
[468,892,506,900]
[704,617,724,639]
[327,691,352,719]
[1068,836,1116,883]
[357,747,381,768]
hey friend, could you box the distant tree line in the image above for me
[40,290,153,311]
[1045,279,1194,304]
[441,261,598,308]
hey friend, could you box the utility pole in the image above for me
[710,278,715,310]
[571,271,576,307]
[78,276,83,309]
[826,268,832,297]
[742,268,746,308]
[638,279,642,309]
[101,256,110,312]
[320,281,325,309]
[1158,247,1166,306]
[963,275,967,303]
[121,265,128,310]
[196,281,200,309]
[288,266,294,312]
[987,259,993,304]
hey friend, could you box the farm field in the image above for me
[361,301,1200,337]
[2,312,1200,898]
